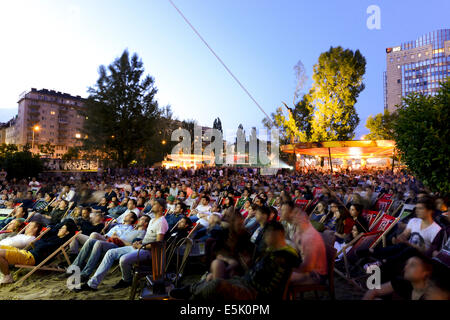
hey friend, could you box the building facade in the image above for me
[11,88,86,157]
[384,29,450,112]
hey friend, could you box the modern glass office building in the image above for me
[384,29,450,112]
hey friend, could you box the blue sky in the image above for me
[0,0,448,139]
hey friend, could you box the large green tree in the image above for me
[309,46,366,141]
[365,110,398,140]
[0,144,43,180]
[394,79,450,196]
[81,50,162,168]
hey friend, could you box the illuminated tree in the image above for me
[309,46,366,141]
[365,110,398,140]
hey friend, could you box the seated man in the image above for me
[30,200,69,226]
[0,219,24,241]
[189,196,212,227]
[107,197,129,219]
[165,203,186,231]
[31,193,53,213]
[108,198,168,290]
[0,220,77,284]
[0,221,41,250]
[72,215,151,291]
[0,206,26,229]
[169,221,300,301]
[114,199,141,224]
[281,201,327,285]
[68,212,145,283]
[363,255,433,300]
[69,211,105,256]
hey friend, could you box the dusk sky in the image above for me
[0,0,448,139]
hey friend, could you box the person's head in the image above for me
[127,199,137,210]
[44,193,53,202]
[25,221,42,237]
[7,219,23,232]
[58,200,68,210]
[255,205,271,225]
[403,255,433,284]
[136,197,145,207]
[152,198,166,215]
[124,212,138,225]
[200,196,210,206]
[280,200,295,222]
[57,220,77,238]
[137,215,151,229]
[416,197,435,220]
[177,216,192,230]
[78,207,89,219]
[269,206,278,221]
[349,204,363,219]
[63,185,70,193]
[330,201,339,214]
[174,202,186,214]
[92,212,103,225]
[263,220,286,248]
[208,213,222,227]
[316,201,326,214]
[14,206,25,218]
[167,195,175,204]
[254,197,262,206]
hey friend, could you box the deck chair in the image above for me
[368,214,400,249]
[397,204,416,221]
[375,198,393,213]
[295,199,310,211]
[362,210,381,229]
[60,201,75,221]
[129,241,166,300]
[380,193,393,200]
[288,238,337,300]
[312,187,323,198]
[14,231,80,286]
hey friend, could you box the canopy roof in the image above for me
[281,140,395,159]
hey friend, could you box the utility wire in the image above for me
[167,0,275,128]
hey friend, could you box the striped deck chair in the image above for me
[295,199,310,211]
[375,198,393,213]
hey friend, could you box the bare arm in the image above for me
[363,282,394,300]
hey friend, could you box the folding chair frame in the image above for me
[14,231,79,286]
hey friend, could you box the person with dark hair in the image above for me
[205,209,253,281]
[115,198,141,224]
[250,205,272,261]
[0,221,42,249]
[68,212,145,284]
[30,199,69,226]
[0,220,76,284]
[349,203,369,235]
[360,197,442,282]
[165,202,187,231]
[169,220,299,301]
[363,254,434,300]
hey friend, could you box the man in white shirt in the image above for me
[0,222,41,249]
[189,196,212,228]
[28,177,41,193]
[110,199,168,289]
[115,199,141,224]
[59,185,75,202]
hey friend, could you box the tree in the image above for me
[309,46,366,141]
[393,79,450,196]
[365,110,398,140]
[39,142,56,157]
[0,144,43,180]
[62,147,81,160]
[81,50,162,168]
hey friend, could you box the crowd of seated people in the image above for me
[0,167,447,300]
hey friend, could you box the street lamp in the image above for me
[31,125,40,150]
[75,133,81,139]
[162,140,167,145]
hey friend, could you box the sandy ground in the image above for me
[0,266,364,301]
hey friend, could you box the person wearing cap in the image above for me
[110,198,168,289]
[166,195,176,213]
